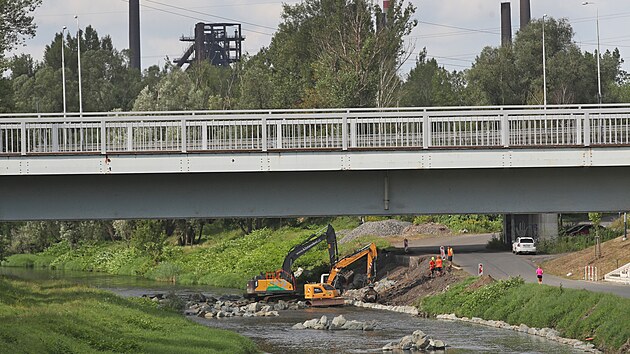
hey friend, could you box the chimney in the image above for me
[520,0,531,28]
[501,2,512,47]
[129,0,141,69]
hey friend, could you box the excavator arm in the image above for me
[281,224,338,275]
[327,242,377,288]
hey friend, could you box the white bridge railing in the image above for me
[2,104,630,156]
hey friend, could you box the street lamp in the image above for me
[75,15,83,114]
[542,14,547,107]
[582,2,602,104]
[61,26,67,116]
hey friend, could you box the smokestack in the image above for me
[129,0,141,69]
[501,2,512,47]
[520,0,531,28]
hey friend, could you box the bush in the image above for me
[486,235,510,251]
[413,214,502,233]
[147,262,181,283]
[538,227,621,254]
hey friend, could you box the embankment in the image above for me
[0,276,257,353]
[419,276,630,353]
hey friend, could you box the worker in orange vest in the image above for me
[447,246,454,269]
[429,257,436,278]
[435,256,443,276]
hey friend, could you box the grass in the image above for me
[3,221,390,289]
[419,277,630,353]
[0,276,258,353]
[543,236,630,280]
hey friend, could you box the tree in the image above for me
[0,0,42,63]
[400,48,469,107]
[466,17,624,105]
[243,0,416,109]
[13,26,146,113]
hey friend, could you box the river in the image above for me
[1,267,582,353]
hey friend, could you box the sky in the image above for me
[9,0,630,76]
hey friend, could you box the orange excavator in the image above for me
[245,224,338,300]
[305,242,378,306]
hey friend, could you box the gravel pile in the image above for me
[339,219,412,244]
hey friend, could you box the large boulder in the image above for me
[341,320,364,331]
[428,339,446,350]
[330,315,347,330]
[319,315,328,326]
[303,319,319,328]
[292,323,306,330]
[247,302,262,313]
[399,335,414,350]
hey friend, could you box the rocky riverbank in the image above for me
[143,293,308,318]
[436,314,601,353]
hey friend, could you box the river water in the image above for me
[1,267,582,354]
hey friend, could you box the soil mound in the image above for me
[402,223,451,236]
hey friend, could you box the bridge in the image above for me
[2,104,630,220]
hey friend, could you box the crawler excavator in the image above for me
[245,224,338,300]
[305,242,378,306]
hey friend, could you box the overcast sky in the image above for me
[10,0,630,76]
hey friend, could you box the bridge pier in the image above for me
[503,213,558,244]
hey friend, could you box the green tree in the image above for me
[0,0,42,63]
[400,48,469,107]
[130,220,166,263]
[243,0,416,109]
[467,17,623,105]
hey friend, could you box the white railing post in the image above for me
[576,113,582,145]
[52,123,59,152]
[20,121,26,155]
[584,112,591,147]
[276,120,283,149]
[501,113,509,147]
[262,115,268,152]
[0,125,3,153]
[422,113,430,149]
[342,113,348,151]
[126,124,133,152]
[350,118,357,148]
[181,119,187,153]
[100,120,106,154]
[201,122,208,150]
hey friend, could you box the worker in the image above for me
[447,246,454,269]
[435,256,443,276]
[429,257,436,278]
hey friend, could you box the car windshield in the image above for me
[520,238,534,243]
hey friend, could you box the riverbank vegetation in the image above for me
[2,218,388,288]
[1,215,505,288]
[419,276,630,353]
[0,276,257,353]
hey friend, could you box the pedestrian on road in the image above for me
[429,257,436,278]
[403,238,409,253]
[447,246,454,269]
[435,257,443,276]
[536,265,543,284]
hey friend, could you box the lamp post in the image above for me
[582,2,602,104]
[542,14,547,107]
[75,15,83,114]
[61,26,67,116]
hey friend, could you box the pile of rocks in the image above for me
[347,300,419,316]
[175,292,307,319]
[402,223,451,236]
[382,330,446,352]
[340,220,412,243]
[436,314,600,353]
[292,315,377,331]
